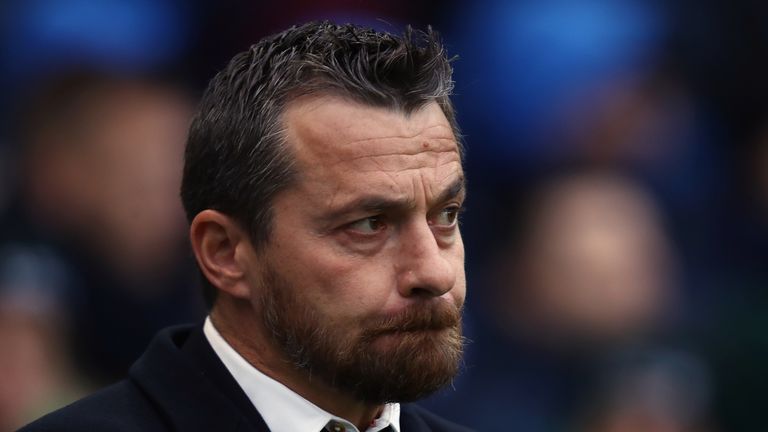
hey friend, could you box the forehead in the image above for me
[282,95,460,170]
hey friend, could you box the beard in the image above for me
[257,266,465,404]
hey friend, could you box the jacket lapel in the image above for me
[399,405,430,432]
[128,325,271,432]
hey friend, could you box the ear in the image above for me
[189,210,254,300]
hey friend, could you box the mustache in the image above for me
[361,300,463,338]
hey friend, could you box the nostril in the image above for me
[409,286,439,299]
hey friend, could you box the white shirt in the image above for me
[203,317,401,432]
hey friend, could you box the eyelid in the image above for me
[344,214,387,236]
[430,203,463,229]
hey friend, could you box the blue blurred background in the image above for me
[1,1,767,430]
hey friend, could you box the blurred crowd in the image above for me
[1,0,767,431]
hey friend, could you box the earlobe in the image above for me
[189,210,252,299]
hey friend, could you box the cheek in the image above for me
[450,241,467,304]
[270,238,397,311]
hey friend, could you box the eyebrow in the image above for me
[322,177,466,222]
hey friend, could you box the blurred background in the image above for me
[1,0,767,430]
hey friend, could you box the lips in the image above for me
[361,301,462,340]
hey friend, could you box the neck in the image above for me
[210,299,384,430]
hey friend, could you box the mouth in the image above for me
[368,326,454,350]
[361,300,462,348]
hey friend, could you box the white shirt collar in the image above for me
[203,317,400,432]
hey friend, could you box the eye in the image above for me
[346,215,387,235]
[431,205,462,228]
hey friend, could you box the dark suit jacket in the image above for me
[19,325,474,432]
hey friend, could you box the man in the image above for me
[21,21,472,432]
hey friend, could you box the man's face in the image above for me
[246,95,466,403]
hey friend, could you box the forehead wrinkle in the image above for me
[330,123,455,144]
[335,134,456,150]
[297,145,461,196]
[415,169,465,208]
[437,153,462,188]
[322,148,459,170]
[299,134,459,168]
[427,173,465,206]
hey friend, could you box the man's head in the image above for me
[182,22,465,404]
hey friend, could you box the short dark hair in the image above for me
[181,21,459,308]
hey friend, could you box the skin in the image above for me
[190,95,466,430]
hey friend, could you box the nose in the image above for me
[396,220,457,298]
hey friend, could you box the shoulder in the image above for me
[400,404,476,432]
[18,380,167,432]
